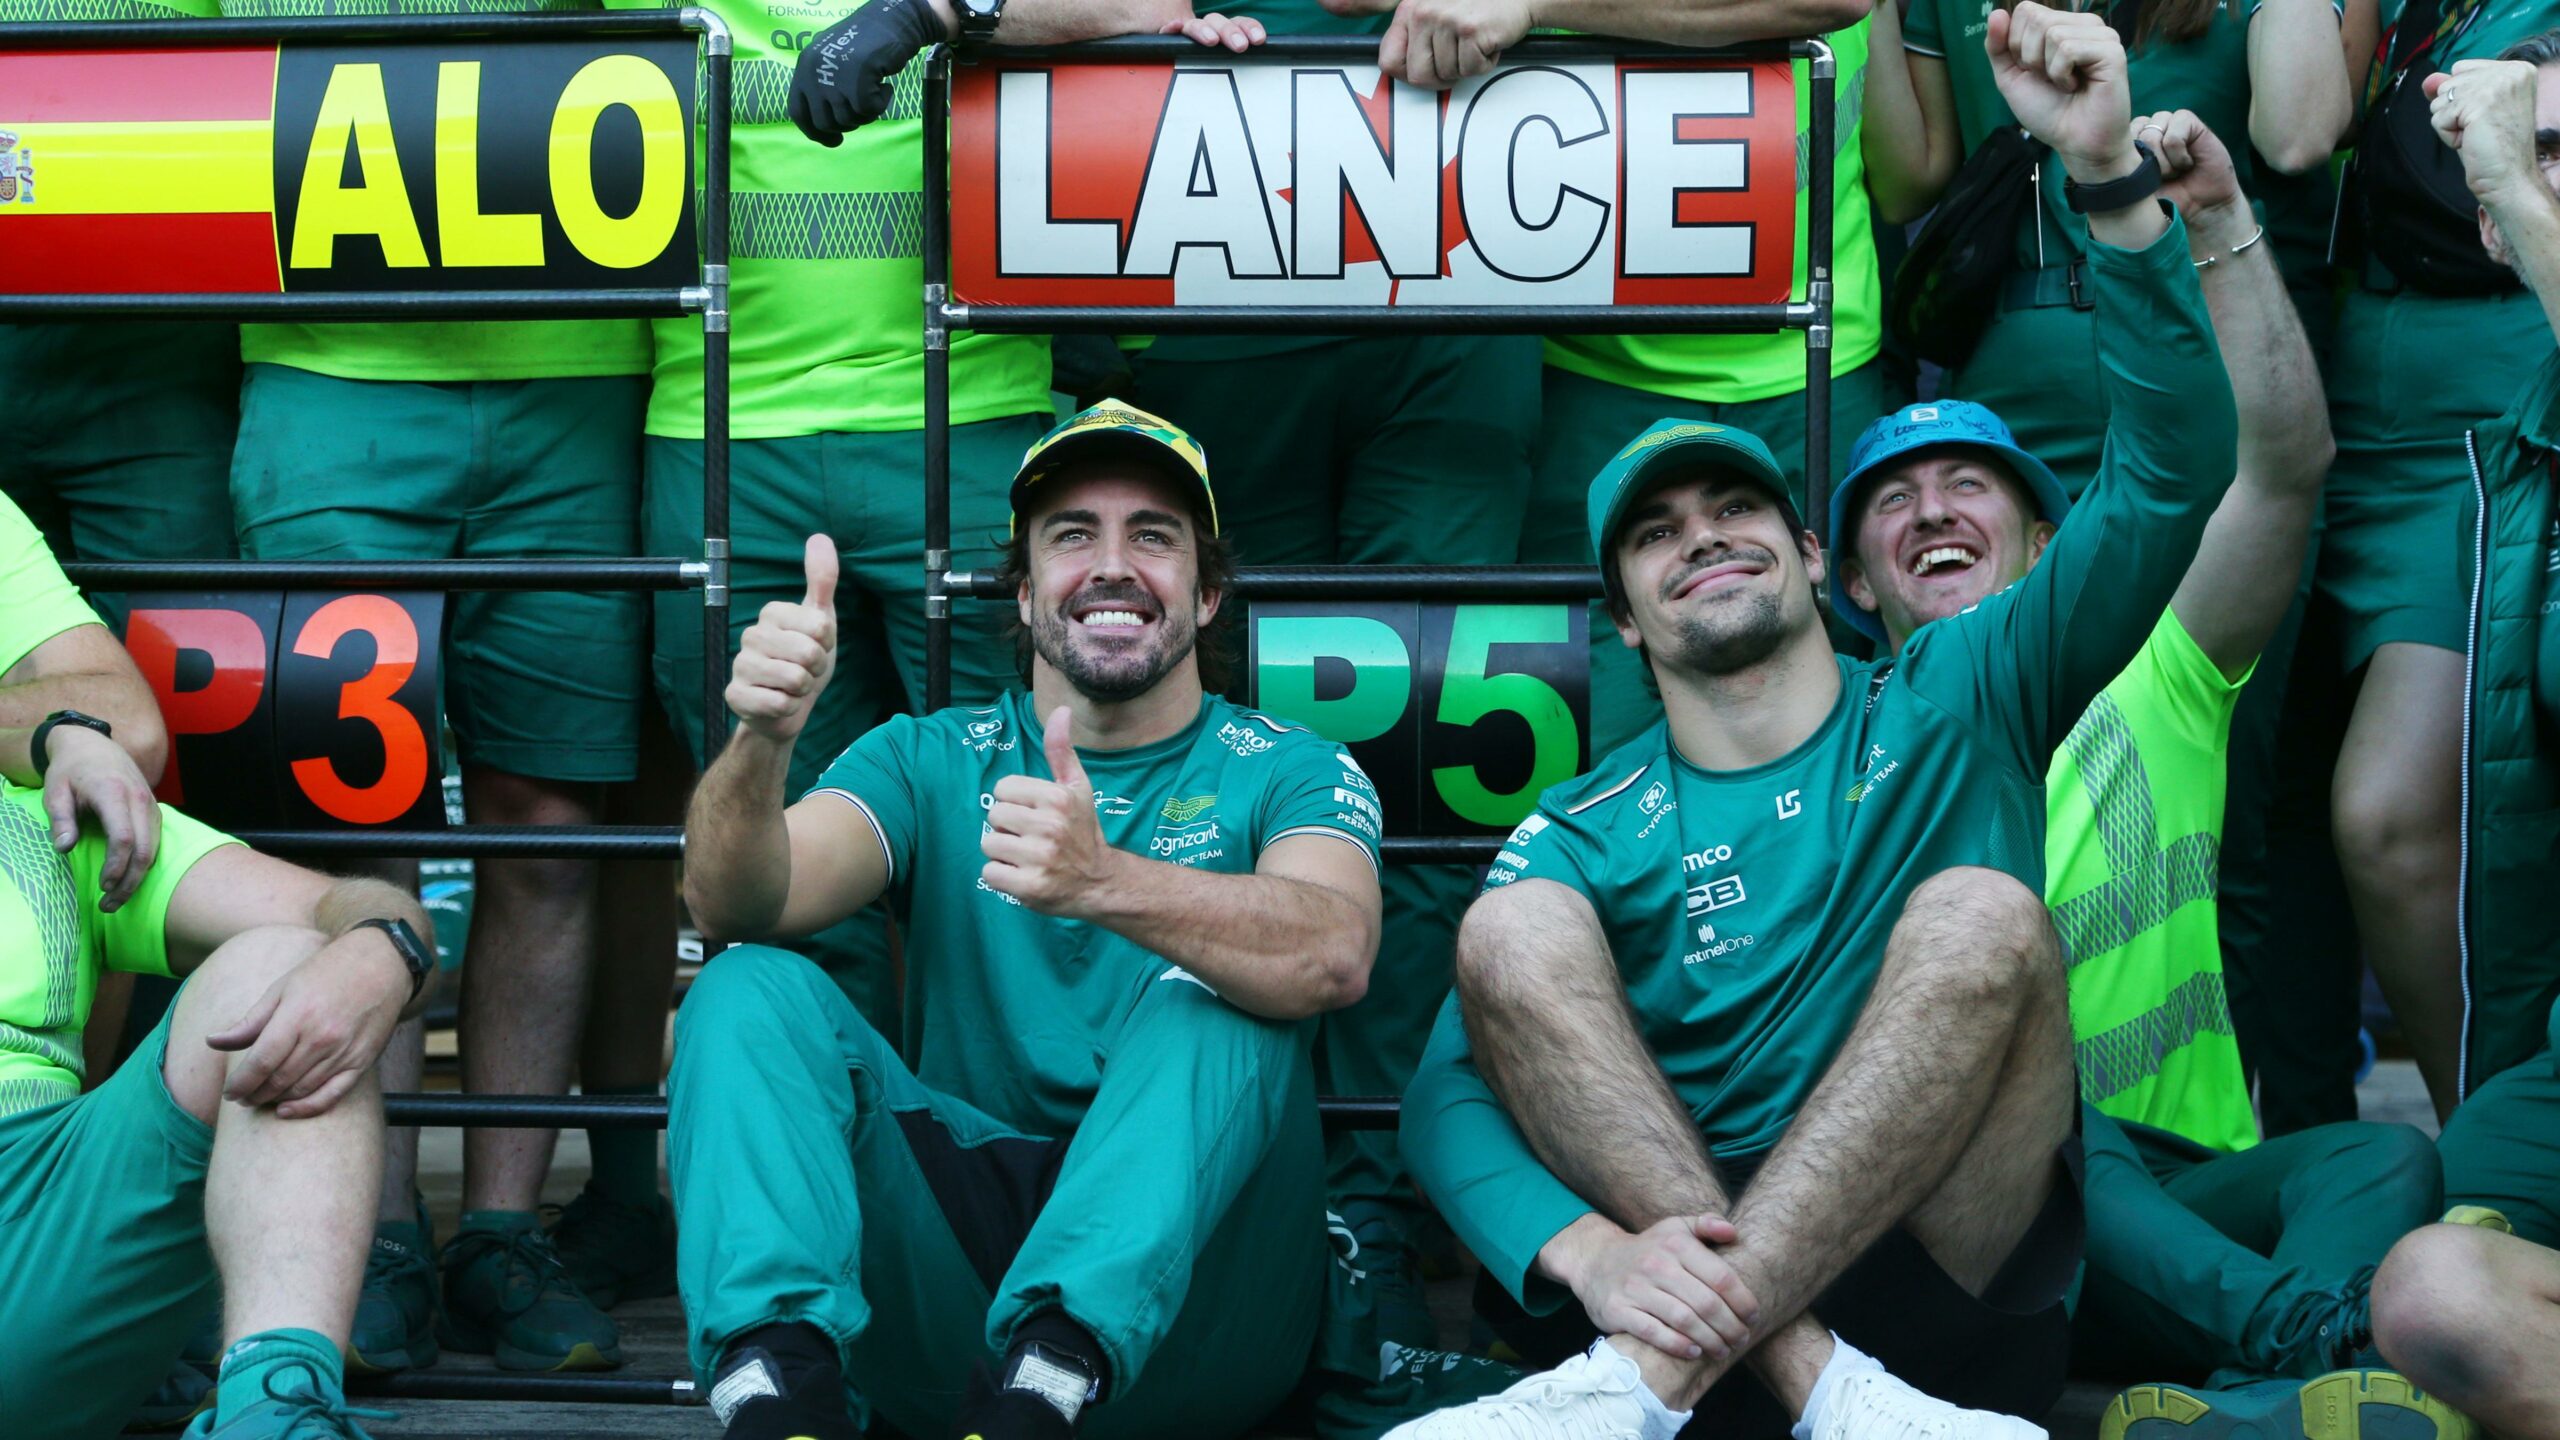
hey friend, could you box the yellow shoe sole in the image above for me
[2441,1206,2514,1234]
[2100,1372,2479,1440]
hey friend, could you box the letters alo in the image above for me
[949,55,1798,308]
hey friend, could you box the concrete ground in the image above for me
[312,1061,2444,1439]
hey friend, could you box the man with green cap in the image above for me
[1388,12,2246,1439]
[667,400,1384,1440]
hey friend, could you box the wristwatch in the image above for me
[2062,140,2162,215]
[954,0,1003,45]
[353,916,434,1002]
[30,710,114,780]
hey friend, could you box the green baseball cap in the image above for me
[1011,399,1218,537]
[1585,418,1801,606]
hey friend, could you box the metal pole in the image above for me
[699,13,737,766]
[923,45,956,713]
[955,564,1605,601]
[1804,38,1837,545]
[62,559,701,590]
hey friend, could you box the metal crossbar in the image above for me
[383,1091,1400,1131]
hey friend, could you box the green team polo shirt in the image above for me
[0,787,239,1117]
[808,689,1381,1135]
[0,496,103,681]
[1401,213,2235,1304]
[218,0,652,383]
[1903,0,2257,272]
[1544,19,1881,405]
[606,0,1051,438]
[2045,608,2257,1154]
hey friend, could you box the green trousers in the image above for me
[668,946,1325,1437]
[1129,336,1541,1227]
[0,999,213,1439]
[2074,1106,2440,1387]
[1524,362,1886,761]
[643,418,1040,1021]
[0,321,238,626]
[2439,1011,2560,1247]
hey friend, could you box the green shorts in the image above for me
[0,321,239,627]
[0,1000,214,1434]
[2439,1028,2560,1248]
[2318,286,2556,670]
[1525,361,1887,759]
[230,364,650,784]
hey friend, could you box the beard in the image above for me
[2488,214,2538,293]
[1647,549,1798,677]
[1030,582,1198,703]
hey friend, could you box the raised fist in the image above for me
[727,535,840,743]
[1988,3,2138,185]
[2136,109,2253,250]
[2426,59,2547,205]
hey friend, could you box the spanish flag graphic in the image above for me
[0,46,283,291]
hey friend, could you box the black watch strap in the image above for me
[956,0,1002,43]
[355,917,433,1001]
[2063,140,2161,215]
[31,710,114,780]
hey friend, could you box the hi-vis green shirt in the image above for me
[1401,216,2236,1306]
[218,0,652,382]
[2045,609,2257,1154]
[1544,19,1880,404]
[607,0,1052,438]
[809,689,1380,1135]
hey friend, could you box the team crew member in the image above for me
[2308,0,2560,1120]
[1332,0,1879,759]
[1388,15,2230,1439]
[218,0,655,1376]
[607,0,1259,1033]
[671,403,1383,1440]
[0,517,441,1440]
[1837,114,2456,1440]
[2411,48,2560,1252]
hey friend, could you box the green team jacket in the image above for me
[2459,346,2560,1096]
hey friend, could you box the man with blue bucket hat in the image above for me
[1390,10,2266,1440]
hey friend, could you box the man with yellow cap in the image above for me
[666,401,1385,1440]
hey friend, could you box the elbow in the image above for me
[1309,911,1379,1016]
[1798,0,1867,32]
[683,875,770,946]
[2258,133,2339,177]
[121,712,169,788]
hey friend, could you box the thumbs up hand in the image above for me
[981,705,1119,917]
[728,535,841,743]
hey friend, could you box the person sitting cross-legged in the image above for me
[0,736,439,1440]
[1389,11,2237,1440]
[669,400,1385,1440]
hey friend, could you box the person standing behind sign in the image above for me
[1332,0,1879,761]
[215,0,656,1380]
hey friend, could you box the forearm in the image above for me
[0,671,169,785]
[920,0,1189,43]
[313,877,438,1021]
[2486,179,2560,341]
[681,732,801,938]
[2246,0,2350,173]
[1076,849,1376,1019]
[2190,201,2331,497]
[1521,0,1864,50]
[1861,8,1953,224]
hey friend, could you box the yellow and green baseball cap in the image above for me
[1586,418,1799,607]
[1011,399,1218,537]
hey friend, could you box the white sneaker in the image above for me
[1382,1345,1666,1440]
[1812,1367,2047,1440]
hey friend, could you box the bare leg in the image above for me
[2333,643,2464,1118]
[583,712,686,1101]
[2373,1224,2560,1439]
[1460,867,2073,1415]
[459,768,602,1214]
[163,926,385,1347]
[329,857,422,1228]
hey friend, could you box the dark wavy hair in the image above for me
[990,487,1238,694]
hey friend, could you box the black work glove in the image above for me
[787,0,947,147]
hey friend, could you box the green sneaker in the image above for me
[349,1218,440,1373]
[545,1182,677,1310]
[438,1220,624,1372]
[179,1362,392,1440]
[2441,1205,2513,1233]
[2102,1371,2478,1440]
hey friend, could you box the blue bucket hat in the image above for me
[1585,418,1801,611]
[1826,400,2072,642]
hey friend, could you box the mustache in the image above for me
[1661,547,1779,602]
[1058,582,1162,619]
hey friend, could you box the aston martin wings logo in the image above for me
[1161,794,1218,823]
